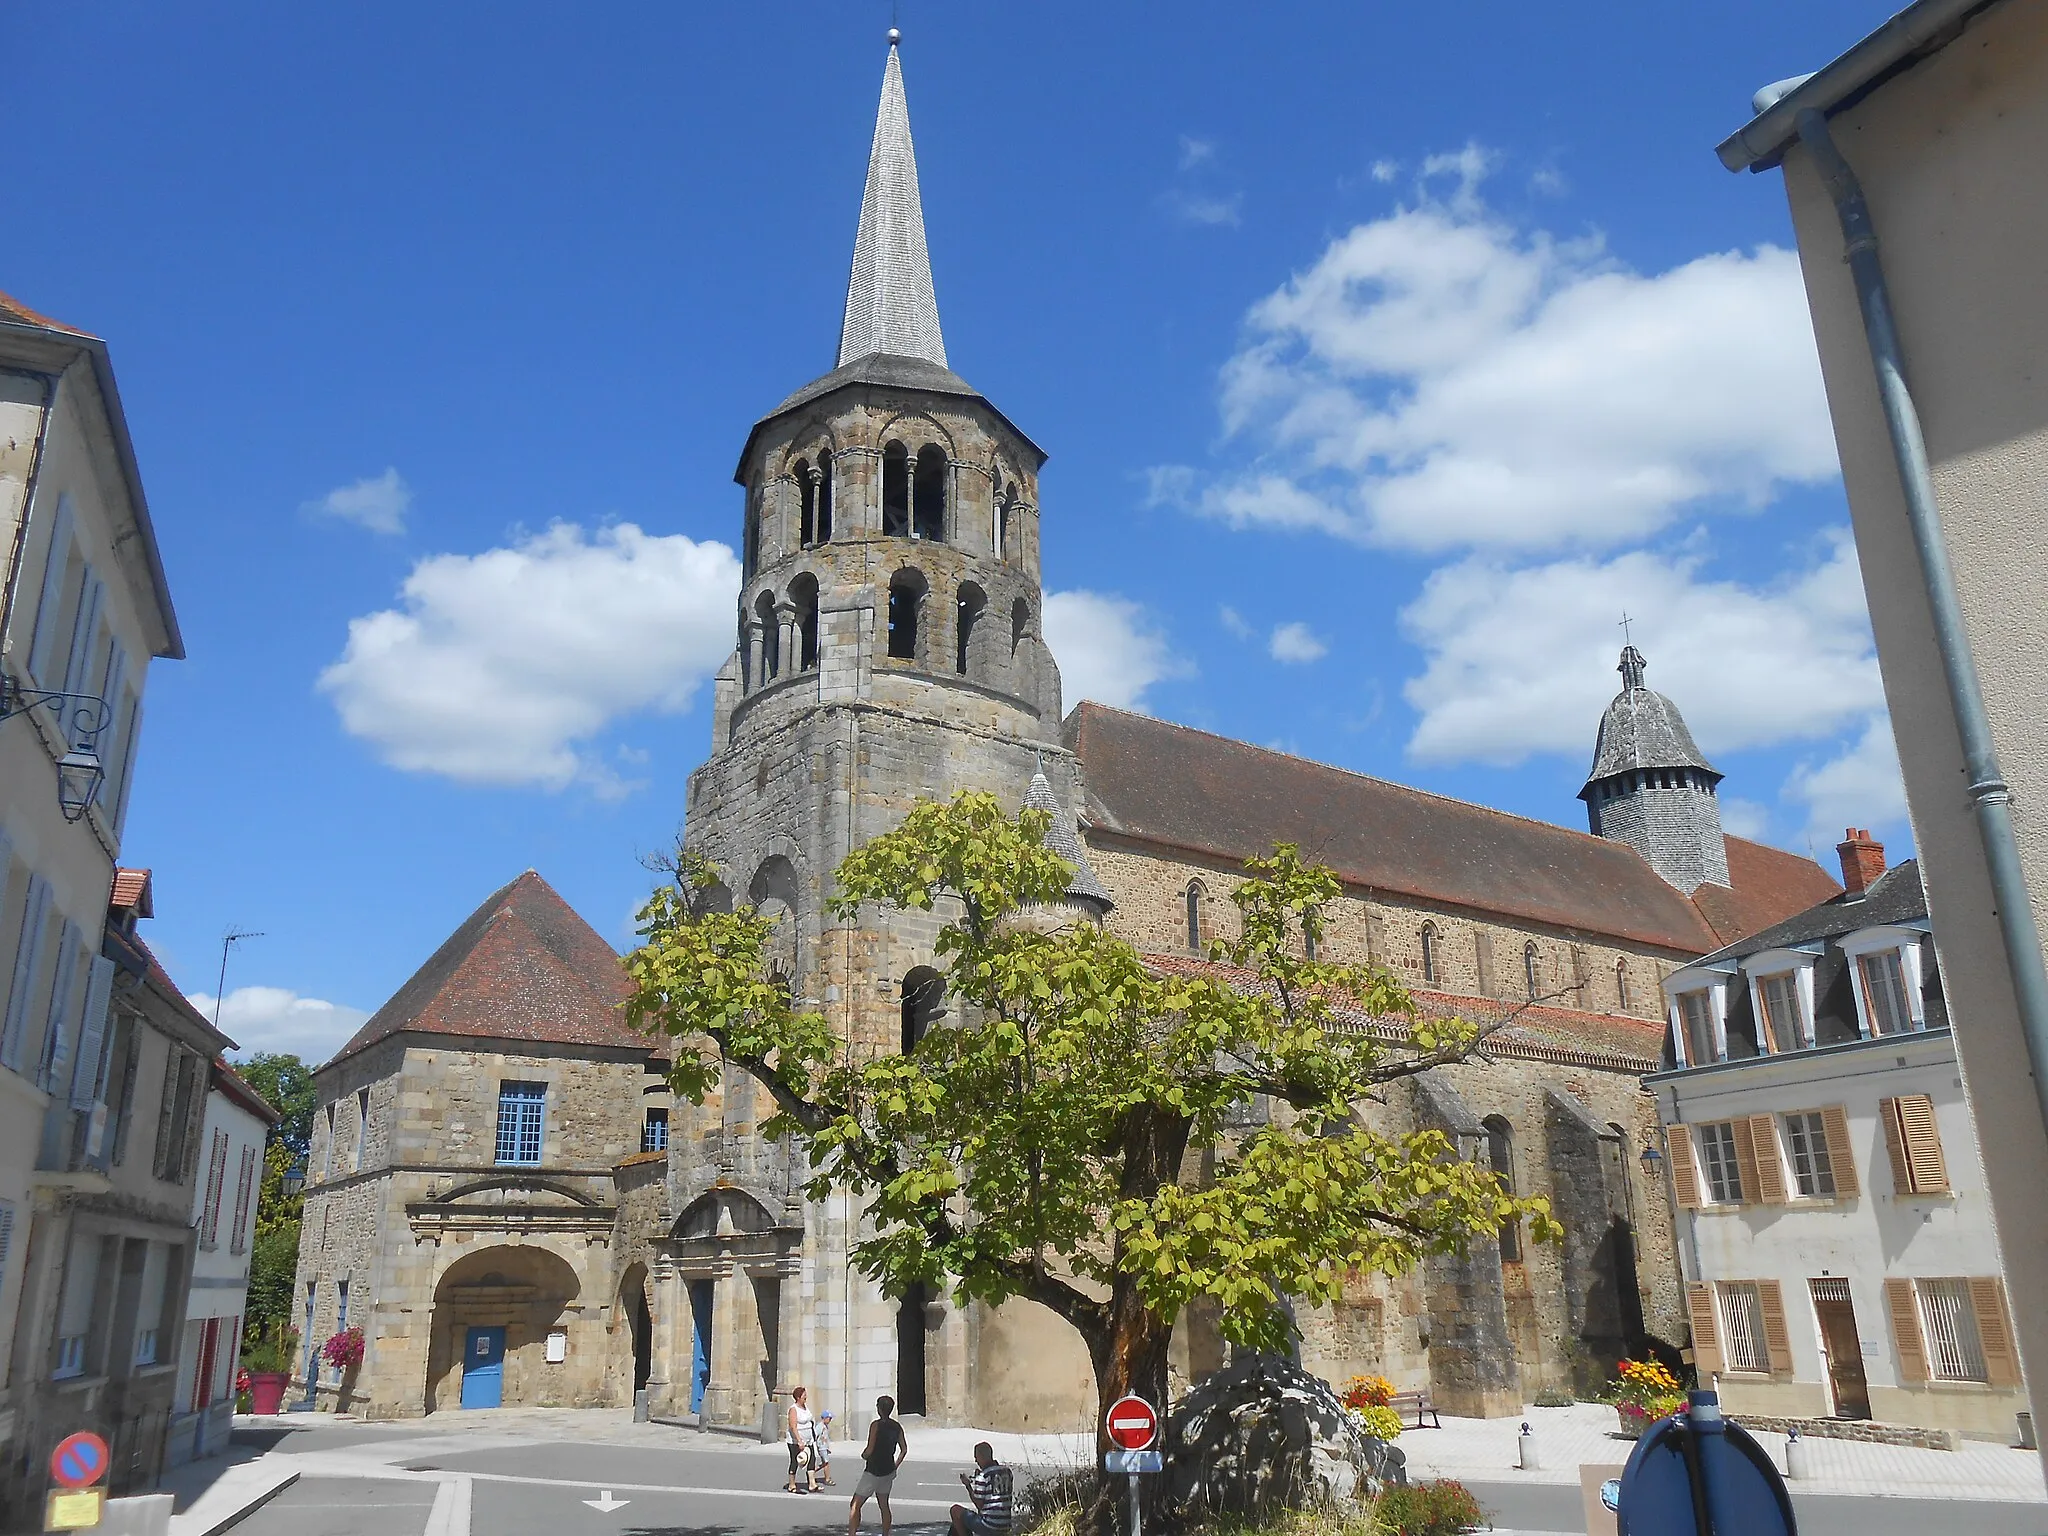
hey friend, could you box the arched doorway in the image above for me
[428,1246,581,1413]
[618,1263,653,1396]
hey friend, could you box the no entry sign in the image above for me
[1105,1394,1159,1451]
[49,1431,110,1490]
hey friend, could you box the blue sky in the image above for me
[11,2,1905,1061]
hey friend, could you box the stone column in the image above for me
[647,1258,681,1418]
[777,603,799,680]
[703,1251,743,1428]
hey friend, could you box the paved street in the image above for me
[168,1408,2048,1536]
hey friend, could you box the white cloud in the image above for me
[1218,606,1254,641]
[1398,530,1883,766]
[1163,190,1243,228]
[1719,797,1772,842]
[1786,714,1908,848]
[1043,590,1187,712]
[1179,135,1216,169]
[1269,621,1328,664]
[319,521,740,795]
[1369,159,1400,184]
[192,986,371,1064]
[305,468,412,536]
[1203,183,1835,553]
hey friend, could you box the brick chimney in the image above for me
[1836,828,1886,895]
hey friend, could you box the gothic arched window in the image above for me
[956,582,985,676]
[1420,923,1438,986]
[1185,881,1206,953]
[883,441,911,537]
[1524,942,1541,1002]
[1615,959,1631,1013]
[914,445,947,542]
[1483,1115,1522,1263]
[887,568,926,661]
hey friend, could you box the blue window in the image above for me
[642,1108,669,1154]
[495,1082,545,1165]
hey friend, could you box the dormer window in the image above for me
[1677,988,1718,1066]
[1757,972,1803,1053]
[1859,950,1913,1035]
[1839,925,1927,1038]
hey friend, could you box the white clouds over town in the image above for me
[1044,590,1187,712]
[191,986,370,1063]
[304,467,413,536]
[320,522,740,796]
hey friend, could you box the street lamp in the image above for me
[1640,1140,1665,1178]
[1,679,111,822]
[282,1162,306,1200]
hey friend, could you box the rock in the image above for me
[1166,1354,1404,1519]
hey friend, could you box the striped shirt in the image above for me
[967,1465,1013,1531]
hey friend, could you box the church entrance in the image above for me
[689,1279,714,1414]
[896,1284,928,1416]
[427,1246,580,1414]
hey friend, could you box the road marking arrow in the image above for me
[583,1491,631,1513]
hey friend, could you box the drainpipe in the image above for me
[1794,107,2048,1151]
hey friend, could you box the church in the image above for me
[292,33,1836,1430]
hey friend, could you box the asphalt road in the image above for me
[1459,1476,2048,1536]
[234,1475,440,1536]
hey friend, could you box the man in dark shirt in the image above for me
[848,1395,908,1536]
[951,1442,1013,1536]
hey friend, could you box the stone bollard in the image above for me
[1518,1421,1542,1471]
[1784,1427,1807,1480]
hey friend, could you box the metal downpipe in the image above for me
[1795,107,2048,1150]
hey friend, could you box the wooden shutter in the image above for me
[1885,1277,1928,1383]
[1686,1282,1723,1376]
[202,1129,229,1246]
[1731,1118,1761,1204]
[1756,1280,1795,1373]
[153,1047,183,1180]
[1669,1128,1702,1209]
[1970,1278,2021,1388]
[1895,1094,1948,1194]
[1879,1098,1913,1193]
[1820,1104,1859,1197]
[178,1055,206,1183]
[1747,1116,1788,1203]
[231,1145,258,1256]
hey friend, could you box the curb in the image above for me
[169,1467,299,1536]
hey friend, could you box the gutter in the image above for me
[1791,108,2048,1190]
[1714,0,2004,172]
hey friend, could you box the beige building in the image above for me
[1716,0,2048,1455]
[1651,835,2021,1441]
[2,287,185,1523]
[293,871,672,1419]
[0,872,229,1522]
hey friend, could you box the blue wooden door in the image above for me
[689,1280,713,1413]
[461,1326,505,1409]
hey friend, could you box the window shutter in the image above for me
[61,573,106,705]
[1730,1117,1761,1204]
[202,1129,229,1246]
[1686,1282,1723,1376]
[1969,1278,2020,1388]
[179,1056,205,1183]
[1885,1277,1929,1383]
[37,921,82,1092]
[69,955,116,1111]
[153,1048,182,1180]
[25,497,75,686]
[1820,1104,1859,1197]
[1747,1116,1788,1203]
[231,1144,257,1255]
[1669,1128,1702,1209]
[1895,1094,1948,1194]
[1756,1279,1795,1373]
[1,874,54,1072]
[1879,1097,1914,1193]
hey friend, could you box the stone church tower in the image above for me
[654,32,1093,1436]
[1579,645,1731,892]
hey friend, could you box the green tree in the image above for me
[234,1055,314,1353]
[626,794,1556,1523]
[237,1053,318,1164]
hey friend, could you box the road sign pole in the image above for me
[1127,1466,1140,1536]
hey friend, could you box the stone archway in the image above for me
[426,1245,583,1414]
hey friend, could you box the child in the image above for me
[812,1408,837,1486]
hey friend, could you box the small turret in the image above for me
[1024,764,1112,917]
[1579,646,1729,892]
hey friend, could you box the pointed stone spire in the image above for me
[838,32,948,369]
[1025,768,1113,913]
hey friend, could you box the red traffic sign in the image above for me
[1105,1394,1159,1451]
[50,1431,110,1489]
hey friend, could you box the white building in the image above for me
[1649,832,2025,1441]
[167,1061,277,1466]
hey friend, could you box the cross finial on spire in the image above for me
[1618,612,1635,647]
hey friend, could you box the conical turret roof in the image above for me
[1580,646,1718,793]
[838,34,947,370]
[1025,767,1113,911]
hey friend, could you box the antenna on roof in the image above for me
[213,928,266,1034]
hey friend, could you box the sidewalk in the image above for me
[1395,1402,2048,1504]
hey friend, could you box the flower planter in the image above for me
[1616,1404,1653,1440]
[247,1372,290,1415]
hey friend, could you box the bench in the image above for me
[1388,1390,1441,1430]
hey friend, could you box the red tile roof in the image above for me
[212,1058,283,1126]
[0,289,93,338]
[1144,952,1664,1073]
[110,868,154,918]
[1068,704,1830,953]
[326,870,645,1068]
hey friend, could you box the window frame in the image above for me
[1697,1121,1743,1204]
[1916,1277,1989,1382]
[494,1081,547,1167]
[1839,926,1928,1038]
[1419,923,1437,986]
[642,1107,670,1154]
[1781,1110,1837,1198]
[1717,1280,1771,1374]
[1674,986,1722,1067]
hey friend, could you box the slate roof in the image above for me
[325,870,642,1069]
[1581,647,1718,788]
[838,38,947,370]
[1025,768,1113,908]
[1695,859,1927,967]
[1066,703,1834,954]
[1143,953,1664,1073]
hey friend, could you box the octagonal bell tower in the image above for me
[662,32,1099,1438]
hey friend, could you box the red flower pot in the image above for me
[247,1372,290,1415]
